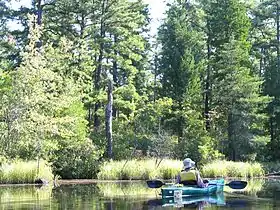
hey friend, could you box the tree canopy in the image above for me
[0,0,279,178]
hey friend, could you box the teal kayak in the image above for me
[161,179,224,198]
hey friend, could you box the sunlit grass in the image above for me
[0,160,53,184]
[98,159,265,180]
[97,159,181,180]
[201,160,264,178]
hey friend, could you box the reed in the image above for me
[201,160,264,178]
[97,159,181,180]
[0,160,53,184]
[98,159,265,180]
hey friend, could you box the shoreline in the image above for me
[0,176,280,187]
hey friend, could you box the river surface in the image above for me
[0,178,280,209]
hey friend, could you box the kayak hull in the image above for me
[161,179,224,198]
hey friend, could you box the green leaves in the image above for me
[1,0,280,175]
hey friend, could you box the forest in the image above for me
[0,0,280,179]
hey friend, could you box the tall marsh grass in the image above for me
[0,160,53,184]
[201,160,264,178]
[98,159,265,180]
[97,159,182,180]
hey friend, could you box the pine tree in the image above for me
[251,0,280,160]
[207,0,270,161]
[157,1,211,160]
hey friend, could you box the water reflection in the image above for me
[161,193,225,208]
[224,178,265,196]
[0,185,52,209]
[0,179,279,209]
[96,181,159,198]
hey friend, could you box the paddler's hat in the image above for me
[183,158,195,170]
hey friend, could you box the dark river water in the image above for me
[0,178,280,209]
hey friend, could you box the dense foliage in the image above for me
[0,0,279,179]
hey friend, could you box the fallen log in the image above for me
[265,171,280,176]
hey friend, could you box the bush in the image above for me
[50,139,100,179]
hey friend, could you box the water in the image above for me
[0,179,280,209]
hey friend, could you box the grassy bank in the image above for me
[0,160,53,184]
[98,159,265,180]
[0,159,267,183]
[97,159,181,180]
[201,160,264,178]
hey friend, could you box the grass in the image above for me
[98,159,265,180]
[201,160,264,178]
[0,160,53,184]
[97,159,182,180]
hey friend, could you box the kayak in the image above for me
[162,193,226,207]
[161,179,224,198]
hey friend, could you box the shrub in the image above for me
[50,138,100,179]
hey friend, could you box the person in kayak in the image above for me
[176,158,207,188]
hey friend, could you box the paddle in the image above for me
[146,179,247,189]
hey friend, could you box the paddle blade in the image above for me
[227,181,247,189]
[147,180,165,188]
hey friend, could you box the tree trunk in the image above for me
[36,0,42,26]
[93,0,106,130]
[270,116,274,152]
[260,48,263,78]
[269,2,280,153]
[228,112,236,161]
[205,22,211,131]
[34,0,43,48]
[153,54,158,103]
[112,35,118,118]
[94,47,103,130]
[105,75,113,159]
[277,3,280,72]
